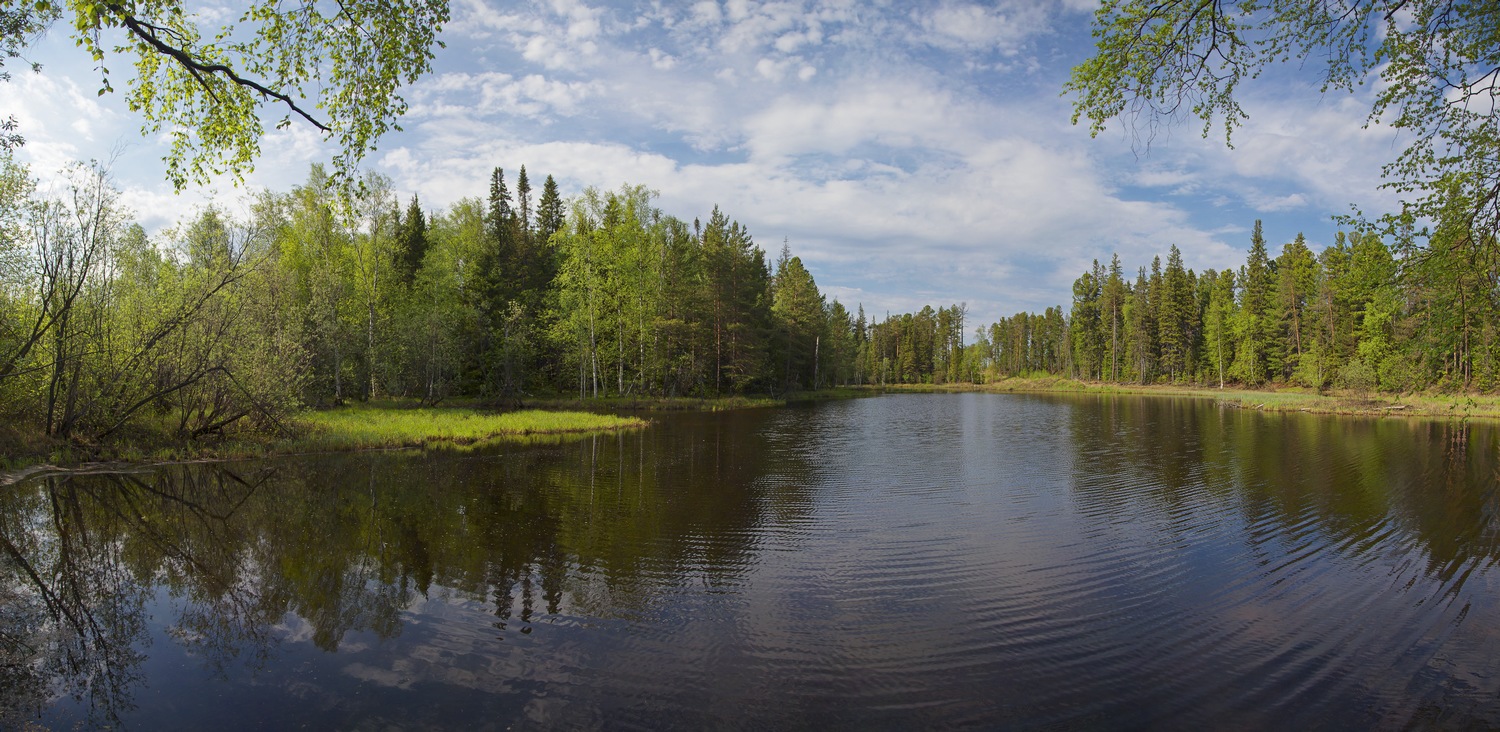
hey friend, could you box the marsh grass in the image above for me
[0,403,647,479]
[290,404,648,452]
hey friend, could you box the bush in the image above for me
[1291,352,1328,390]
[1378,353,1424,393]
[1336,358,1377,392]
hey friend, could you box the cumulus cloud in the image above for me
[0,0,1387,324]
[741,80,977,162]
[415,72,600,119]
[916,2,1052,55]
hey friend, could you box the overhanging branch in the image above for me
[108,7,330,133]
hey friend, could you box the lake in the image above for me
[5,392,1500,729]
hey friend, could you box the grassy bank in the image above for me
[0,403,648,478]
[2,390,875,475]
[866,377,1500,420]
[290,404,648,452]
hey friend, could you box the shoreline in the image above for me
[860,378,1500,420]
[5,382,1491,483]
[0,403,649,482]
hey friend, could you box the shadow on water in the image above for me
[0,409,805,728]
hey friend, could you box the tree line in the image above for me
[5,148,1489,450]
[974,219,1499,393]
[0,155,892,444]
[843,218,1500,394]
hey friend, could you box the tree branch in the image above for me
[109,7,330,133]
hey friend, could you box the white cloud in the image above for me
[648,48,677,70]
[551,0,605,40]
[1245,192,1308,213]
[416,72,600,119]
[740,80,975,161]
[0,0,1390,325]
[690,0,723,25]
[915,1,1055,55]
[755,57,791,81]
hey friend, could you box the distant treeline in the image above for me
[972,219,1500,393]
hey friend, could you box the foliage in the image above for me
[21,0,447,189]
[1067,0,1500,246]
[1011,216,1500,394]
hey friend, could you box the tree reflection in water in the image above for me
[0,415,787,727]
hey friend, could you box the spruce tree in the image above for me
[394,194,427,285]
[1158,245,1193,380]
[537,174,564,244]
[1070,261,1103,379]
[1235,220,1274,384]
[1102,254,1126,380]
[516,165,532,238]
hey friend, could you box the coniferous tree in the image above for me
[537,174,565,244]
[1157,245,1194,380]
[393,194,427,286]
[1071,260,1104,379]
[1102,254,1126,380]
[823,300,857,387]
[771,248,824,391]
[1125,267,1152,382]
[1311,232,1354,385]
[1234,220,1275,385]
[516,165,532,239]
[1276,232,1318,383]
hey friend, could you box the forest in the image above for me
[3,147,1497,448]
[988,219,1500,394]
[0,155,884,445]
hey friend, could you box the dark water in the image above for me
[5,393,1500,730]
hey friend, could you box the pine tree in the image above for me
[487,167,513,242]
[1312,232,1353,382]
[771,248,824,390]
[1102,254,1126,380]
[516,165,532,238]
[1276,232,1318,381]
[1070,260,1104,379]
[1234,220,1275,385]
[537,174,564,244]
[1126,267,1152,382]
[393,194,427,286]
[1157,245,1193,380]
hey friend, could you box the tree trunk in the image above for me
[813,335,820,390]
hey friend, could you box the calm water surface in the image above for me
[5,393,1500,729]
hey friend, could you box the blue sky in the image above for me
[3,0,1406,327]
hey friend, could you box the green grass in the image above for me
[861,378,1500,420]
[289,404,648,452]
[0,403,648,480]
